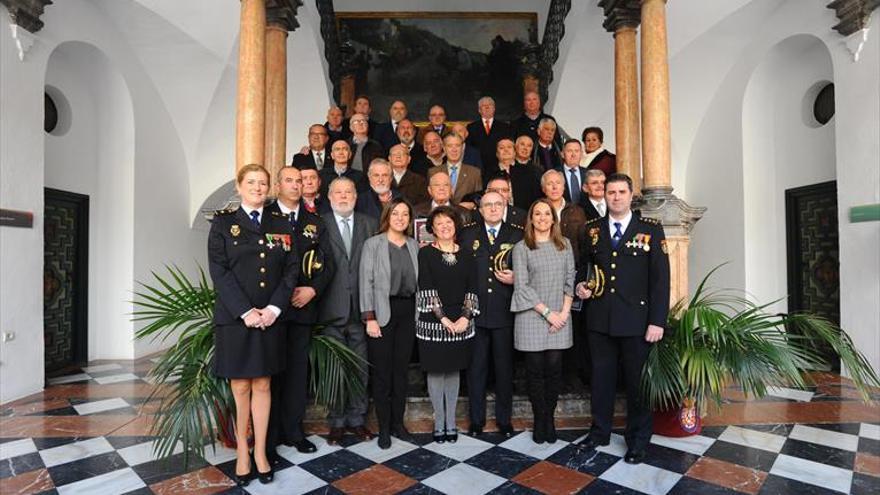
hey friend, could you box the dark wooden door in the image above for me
[44,188,89,374]
[785,181,839,370]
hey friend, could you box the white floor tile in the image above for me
[47,373,92,385]
[599,459,682,495]
[770,454,852,493]
[346,437,418,464]
[766,386,814,402]
[859,422,880,440]
[496,431,568,460]
[40,437,115,467]
[56,468,145,494]
[422,432,494,462]
[596,433,628,457]
[80,363,123,374]
[422,462,506,495]
[789,424,859,452]
[116,439,183,466]
[244,465,327,495]
[276,435,342,465]
[0,438,37,461]
[93,373,141,385]
[72,398,130,416]
[202,441,238,465]
[650,434,716,456]
[718,425,786,453]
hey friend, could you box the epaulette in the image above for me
[213,208,235,216]
[638,216,661,226]
[585,217,602,226]
[510,223,524,229]
[269,210,284,217]
[462,222,477,229]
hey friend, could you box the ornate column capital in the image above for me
[635,190,706,238]
[827,0,880,36]
[598,0,642,33]
[266,0,302,32]
[1,0,53,33]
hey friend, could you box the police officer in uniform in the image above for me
[460,191,524,438]
[575,173,670,465]
[266,166,336,457]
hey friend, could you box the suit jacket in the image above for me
[413,201,472,224]
[471,205,527,229]
[417,123,452,144]
[535,144,563,172]
[324,122,352,145]
[579,215,670,337]
[265,202,336,324]
[581,199,605,221]
[374,121,401,151]
[319,212,378,326]
[462,144,483,170]
[483,163,542,212]
[458,220,524,329]
[512,112,563,150]
[318,165,367,197]
[292,149,329,170]
[428,162,483,204]
[411,154,442,178]
[358,234,419,327]
[585,149,617,177]
[466,119,511,173]
[355,188,403,219]
[559,202,588,269]
[556,165,589,205]
[208,207,299,325]
[348,137,385,172]
[301,196,332,216]
[395,170,429,206]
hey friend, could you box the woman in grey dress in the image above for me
[511,198,576,444]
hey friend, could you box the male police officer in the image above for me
[459,191,523,438]
[575,173,669,464]
[266,166,336,457]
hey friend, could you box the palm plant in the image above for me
[642,265,880,414]
[132,265,366,465]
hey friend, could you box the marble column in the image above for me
[264,23,288,189]
[640,0,672,195]
[614,24,642,195]
[236,0,267,172]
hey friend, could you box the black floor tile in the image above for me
[489,481,544,494]
[804,422,862,435]
[577,479,643,494]
[47,451,128,487]
[703,440,779,472]
[699,426,728,438]
[668,476,742,494]
[858,437,880,455]
[303,486,346,495]
[850,471,880,495]
[757,474,842,494]
[105,436,159,450]
[465,446,537,479]
[779,438,855,470]
[642,443,701,474]
[0,452,45,479]
[36,406,78,416]
[31,437,92,450]
[130,451,209,485]
[382,448,458,481]
[738,423,794,437]
[546,444,619,477]
[297,449,375,482]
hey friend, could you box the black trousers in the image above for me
[524,350,563,414]
[588,332,653,450]
[467,325,514,427]
[367,296,415,432]
[268,322,311,450]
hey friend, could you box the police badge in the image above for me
[230,225,241,237]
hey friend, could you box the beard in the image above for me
[372,185,390,195]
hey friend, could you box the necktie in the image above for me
[449,165,459,192]
[250,210,260,228]
[612,222,623,248]
[488,227,497,245]
[315,151,323,168]
[568,168,581,205]
[541,146,552,170]
[341,217,352,258]
[597,202,605,217]
[289,210,297,228]
[484,119,491,135]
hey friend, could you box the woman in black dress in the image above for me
[208,164,298,486]
[416,206,479,443]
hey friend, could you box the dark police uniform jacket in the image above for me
[265,201,336,325]
[458,221,524,329]
[208,207,299,325]
[578,214,670,337]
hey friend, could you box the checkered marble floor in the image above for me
[1,361,879,494]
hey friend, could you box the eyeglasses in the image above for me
[482,201,505,209]
[488,187,510,193]
[309,132,328,137]
[351,119,367,124]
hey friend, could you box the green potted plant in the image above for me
[132,265,366,465]
[642,265,880,436]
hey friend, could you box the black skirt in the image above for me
[418,339,473,373]
[213,321,286,379]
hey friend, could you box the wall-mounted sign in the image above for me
[0,208,34,228]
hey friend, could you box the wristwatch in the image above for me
[540,307,551,319]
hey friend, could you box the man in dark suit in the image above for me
[486,138,541,212]
[319,176,379,445]
[389,144,429,206]
[556,139,589,206]
[324,106,351,144]
[460,191,523,438]
[467,96,511,174]
[348,113,385,172]
[355,158,402,219]
[575,173,670,464]
[300,164,331,215]
[534,119,564,172]
[417,104,452,143]
[451,123,483,170]
[472,174,528,229]
[343,95,380,141]
[374,100,407,151]
[581,126,617,177]
[292,124,330,170]
[267,166,336,458]
[319,140,367,197]
[412,130,445,177]
[395,118,425,171]
[512,90,562,150]
[428,133,482,206]
[581,169,607,220]
[413,171,471,223]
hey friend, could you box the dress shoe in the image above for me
[378,432,392,449]
[498,424,515,438]
[348,425,374,441]
[577,435,610,450]
[445,429,459,443]
[391,424,414,442]
[327,427,345,445]
[545,417,558,444]
[468,424,484,437]
[289,438,317,453]
[432,430,446,443]
[624,449,646,464]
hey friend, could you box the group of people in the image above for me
[207,91,670,487]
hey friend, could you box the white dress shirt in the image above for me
[608,210,632,241]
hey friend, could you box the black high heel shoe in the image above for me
[233,456,253,487]
[445,428,459,444]
[433,430,446,443]
[257,465,274,484]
